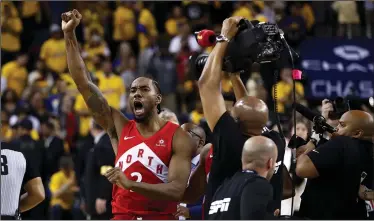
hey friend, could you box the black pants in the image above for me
[91,212,112,220]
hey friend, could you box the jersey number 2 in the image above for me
[130,172,142,192]
[1,155,9,175]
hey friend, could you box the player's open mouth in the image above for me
[134,101,144,115]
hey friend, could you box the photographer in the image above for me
[197,16,287,219]
[296,110,374,219]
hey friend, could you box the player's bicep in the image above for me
[199,88,226,131]
[169,129,195,193]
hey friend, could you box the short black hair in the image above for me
[41,120,55,130]
[59,155,74,170]
[132,76,162,114]
[19,119,33,131]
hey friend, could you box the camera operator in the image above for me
[296,110,374,219]
[197,16,288,219]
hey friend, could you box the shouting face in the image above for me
[129,77,161,123]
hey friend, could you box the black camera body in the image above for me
[193,19,285,74]
[328,97,350,120]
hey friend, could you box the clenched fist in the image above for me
[61,9,82,33]
[105,167,132,190]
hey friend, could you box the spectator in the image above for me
[28,60,55,97]
[82,29,111,73]
[49,156,79,220]
[250,3,268,22]
[40,24,67,74]
[279,4,307,48]
[169,22,201,55]
[96,59,126,110]
[1,53,29,97]
[300,2,315,35]
[28,90,50,123]
[273,68,305,114]
[20,1,40,52]
[81,3,105,42]
[182,0,211,31]
[332,1,361,38]
[263,1,276,23]
[59,94,79,152]
[134,2,158,52]
[120,55,136,91]
[148,37,179,112]
[165,6,187,36]
[9,104,40,141]
[245,72,268,102]
[1,89,20,114]
[189,99,204,125]
[113,2,137,56]
[232,2,253,21]
[74,77,99,138]
[159,108,180,125]
[1,2,23,64]
[113,42,134,76]
[46,78,68,116]
[40,120,66,180]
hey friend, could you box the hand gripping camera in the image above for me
[193,19,286,74]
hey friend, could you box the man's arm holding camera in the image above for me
[198,17,242,131]
[296,136,345,179]
[229,73,248,100]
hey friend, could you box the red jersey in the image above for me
[112,120,179,217]
[204,146,213,182]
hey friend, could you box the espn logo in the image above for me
[209,198,231,215]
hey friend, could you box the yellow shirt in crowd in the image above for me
[74,95,91,137]
[21,1,39,18]
[83,43,109,73]
[113,6,136,41]
[232,6,253,21]
[190,110,204,125]
[96,73,125,109]
[165,17,188,36]
[273,81,304,113]
[1,2,23,52]
[49,171,76,210]
[40,38,67,74]
[1,61,28,96]
[138,8,158,51]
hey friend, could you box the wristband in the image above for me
[216,34,230,43]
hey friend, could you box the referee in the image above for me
[1,141,45,220]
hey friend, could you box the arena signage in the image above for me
[300,38,374,99]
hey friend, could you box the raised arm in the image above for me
[230,73,248,100]
[105,128,195,201]
[61,10,127,155]
[198,17,242,131]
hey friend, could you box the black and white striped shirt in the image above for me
[1,142,38,217]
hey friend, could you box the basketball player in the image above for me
[61,10,195,220]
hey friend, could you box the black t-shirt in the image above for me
[204,112,286,219]
[299,136,374,220]
[208,171,274,220]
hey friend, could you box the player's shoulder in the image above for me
[172,126,195,152]
[200,143,213,159]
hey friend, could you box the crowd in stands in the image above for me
[1,1,374,219]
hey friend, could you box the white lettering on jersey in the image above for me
[274,161,282,174]
[115,142,169,183]
[209,198,231,215]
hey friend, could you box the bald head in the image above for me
[336,110,374,140]
[242,136,278,179]
[231,96,269,136]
